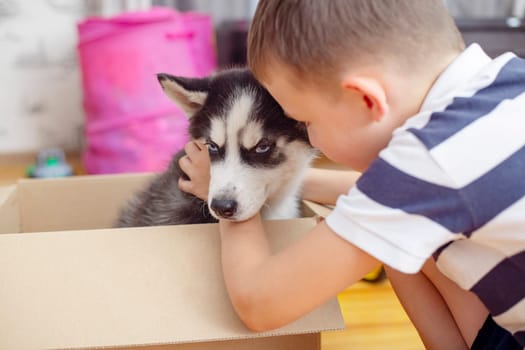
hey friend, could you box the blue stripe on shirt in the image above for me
[514,331,525,347]
[470,250,525,316]
[463,145,525,235]
[358,145,525,235]
[408,57,525,149]
[356,158,473,233]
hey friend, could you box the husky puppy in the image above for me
[116,68,316,227]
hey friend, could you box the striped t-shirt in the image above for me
[326,43,525,346]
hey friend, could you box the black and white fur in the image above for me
[117,68,316,227]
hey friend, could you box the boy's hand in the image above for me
[178,141,210,201]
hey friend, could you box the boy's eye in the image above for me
[206,140,219,153]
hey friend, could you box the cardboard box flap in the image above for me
[15,174,328,234]
[0,185,20,234]
[0,218,345,349]
[17,174,153,233]
[302,200,333,218]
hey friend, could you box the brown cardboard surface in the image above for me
[119,333,320,350]
[0,221,343,349]
[17,174,152,232]
[0,174,345,350]
[0,185,19,234]
[16,174,320,233]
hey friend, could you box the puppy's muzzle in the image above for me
[210,198,238,219]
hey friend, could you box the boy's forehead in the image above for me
[259,72,295,104]
[262,81,306,122]
[260,67,308,96]
[255,58,304,87]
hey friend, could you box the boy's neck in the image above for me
[388,51,461,125]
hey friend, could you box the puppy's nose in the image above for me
[210,198,238,219]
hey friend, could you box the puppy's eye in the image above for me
[206,140,219,153]
[255,141,272,154]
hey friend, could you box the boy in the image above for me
[178,1,525,348]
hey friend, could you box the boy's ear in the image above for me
[157,73,210,117]
[341,76,389,122]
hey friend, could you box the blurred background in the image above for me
[0,0,524,176]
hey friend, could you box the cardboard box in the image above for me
[0,174,344,350]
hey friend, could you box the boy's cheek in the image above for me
[306,129,320,149]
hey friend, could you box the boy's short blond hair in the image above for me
[248,0,465,85]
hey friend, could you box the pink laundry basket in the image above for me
[77,7,217,174]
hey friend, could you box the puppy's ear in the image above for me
[157,73,210,117]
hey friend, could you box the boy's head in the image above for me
[248,0,464,87]
[247,0,465,171]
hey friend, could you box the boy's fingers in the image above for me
[178,154,191,173]
[184,141,205,156]
[183,141,210,167]
[178,141,210,201]
[194,140,206,151]
[178,177,192,193]
[184,142,196,155]
[178,176,207,201]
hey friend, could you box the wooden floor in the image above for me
[0,153,425,350]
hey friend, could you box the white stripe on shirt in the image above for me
[327,187,459,273]
[432,92,525,187]
[381,131,459,188]
[494,298,525,336]
[436,239,506,290]
[470,196,525,256]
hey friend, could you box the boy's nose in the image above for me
[210,198,238,218]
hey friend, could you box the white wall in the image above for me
[153,0,257,24]
[0,0,85,154]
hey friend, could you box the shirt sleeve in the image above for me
[325,132,474,274]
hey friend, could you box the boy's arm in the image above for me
[178,141,376,330]
[219,213,379,331]
[301,168,361,205]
